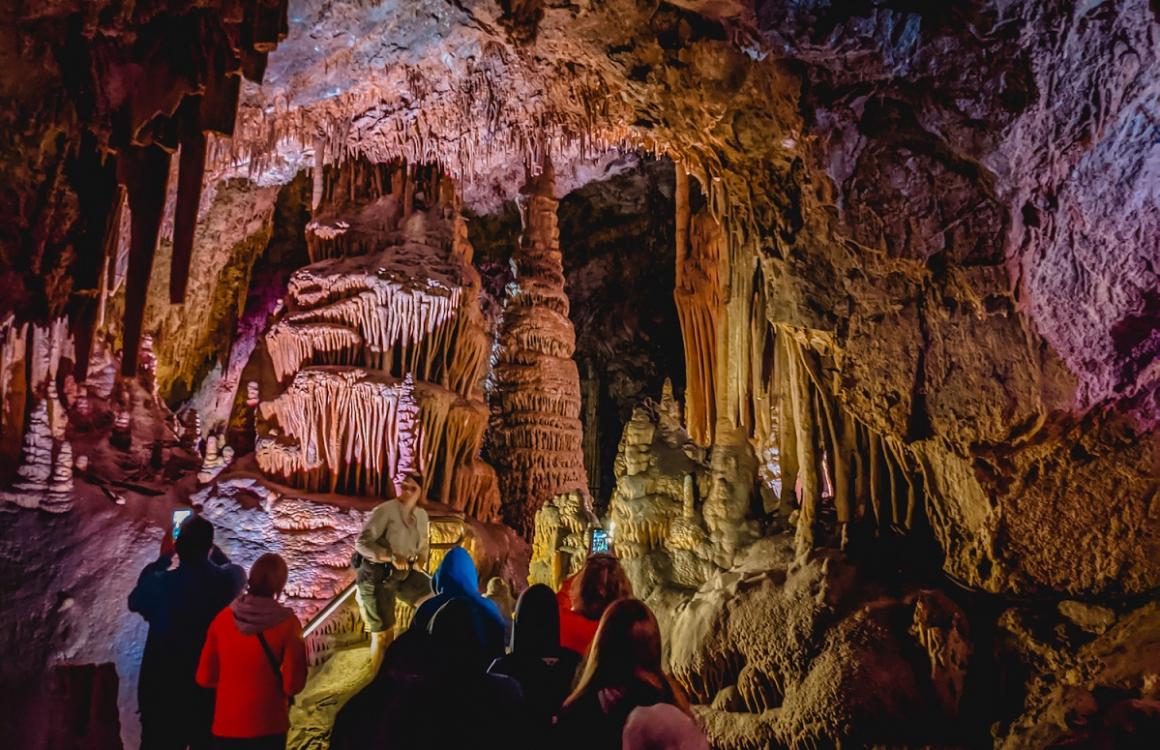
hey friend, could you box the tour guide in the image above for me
[352,471,433,668]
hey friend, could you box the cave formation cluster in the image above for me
[2,1,1159,749]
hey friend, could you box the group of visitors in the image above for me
[128,515,306,749]
[333,548,707,750]
[129,470,706,749]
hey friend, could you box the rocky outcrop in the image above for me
[995,601,1160,747]
[668,539,975,749]
[489,161,589,537]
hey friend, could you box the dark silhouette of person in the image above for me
[488,583,581,741]
[128,514,245,749]
[329,597,527,750]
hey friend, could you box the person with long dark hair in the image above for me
[554,599,703,750]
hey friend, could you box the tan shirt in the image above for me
[355,500,429,564]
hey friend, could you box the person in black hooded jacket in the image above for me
[128,515,245,749]
[488,583,580,738]
[331,598,528,750]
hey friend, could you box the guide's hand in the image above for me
[159,529,176,558]
[393,554,411,570]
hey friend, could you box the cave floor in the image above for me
[289,644,375,749]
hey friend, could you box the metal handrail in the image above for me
[301,534,468,660]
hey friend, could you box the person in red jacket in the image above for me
[558,553,633,657]
[197,553,308,748]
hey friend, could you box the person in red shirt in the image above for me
[558,553,633,658]
[197,553,307,748]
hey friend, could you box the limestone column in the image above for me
[490,159,589,538]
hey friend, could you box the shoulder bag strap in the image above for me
[255,631,295,705]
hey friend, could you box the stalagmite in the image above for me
[198,435,231,484]
[1,400,53,509]
[490,158,589,538]
[42,440,74,514]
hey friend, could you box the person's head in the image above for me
[622,703,708,750]
[571,553,633,621]
[566,599,690,715]
[247,553,289,598]
[485,576,510,599]
[174,515,214,562]
[429,597,486,673]
[484,577,513,610]
[398,472,424,507]
[433,546,479,599]
[511,583,560,657]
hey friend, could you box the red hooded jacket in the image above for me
[196,595,308,738]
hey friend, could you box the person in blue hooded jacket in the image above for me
[409,546,506,658]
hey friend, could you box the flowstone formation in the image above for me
[257,159,499,520]
[489,161,590,538]
[183,160,527,638]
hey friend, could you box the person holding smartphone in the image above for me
[352,472,433,669]
[128,513,246,749]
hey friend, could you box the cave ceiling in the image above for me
[3,3,1160,747]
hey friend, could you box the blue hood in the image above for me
[433,546,479,598]
[410,546,507,657]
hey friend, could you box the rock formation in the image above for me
[0,400,56,510]
[256,160,499,519]
[528,490,596,589]
[489,161,590,537]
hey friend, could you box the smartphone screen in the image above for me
[172,509,193,538]
[590,528,610,554]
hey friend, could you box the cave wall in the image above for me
[1,1,1157,747]
[748,0,1160,595]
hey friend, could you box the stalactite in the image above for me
[117,144,172,377]
[776,332,799,513]
[94,187,125,335]
[868,428,883,526]
[771,322,932,551]
[170,111,208,304]
[674,175,724,446]
[786,336,818,556]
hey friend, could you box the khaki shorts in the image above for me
[354,562,432,633]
